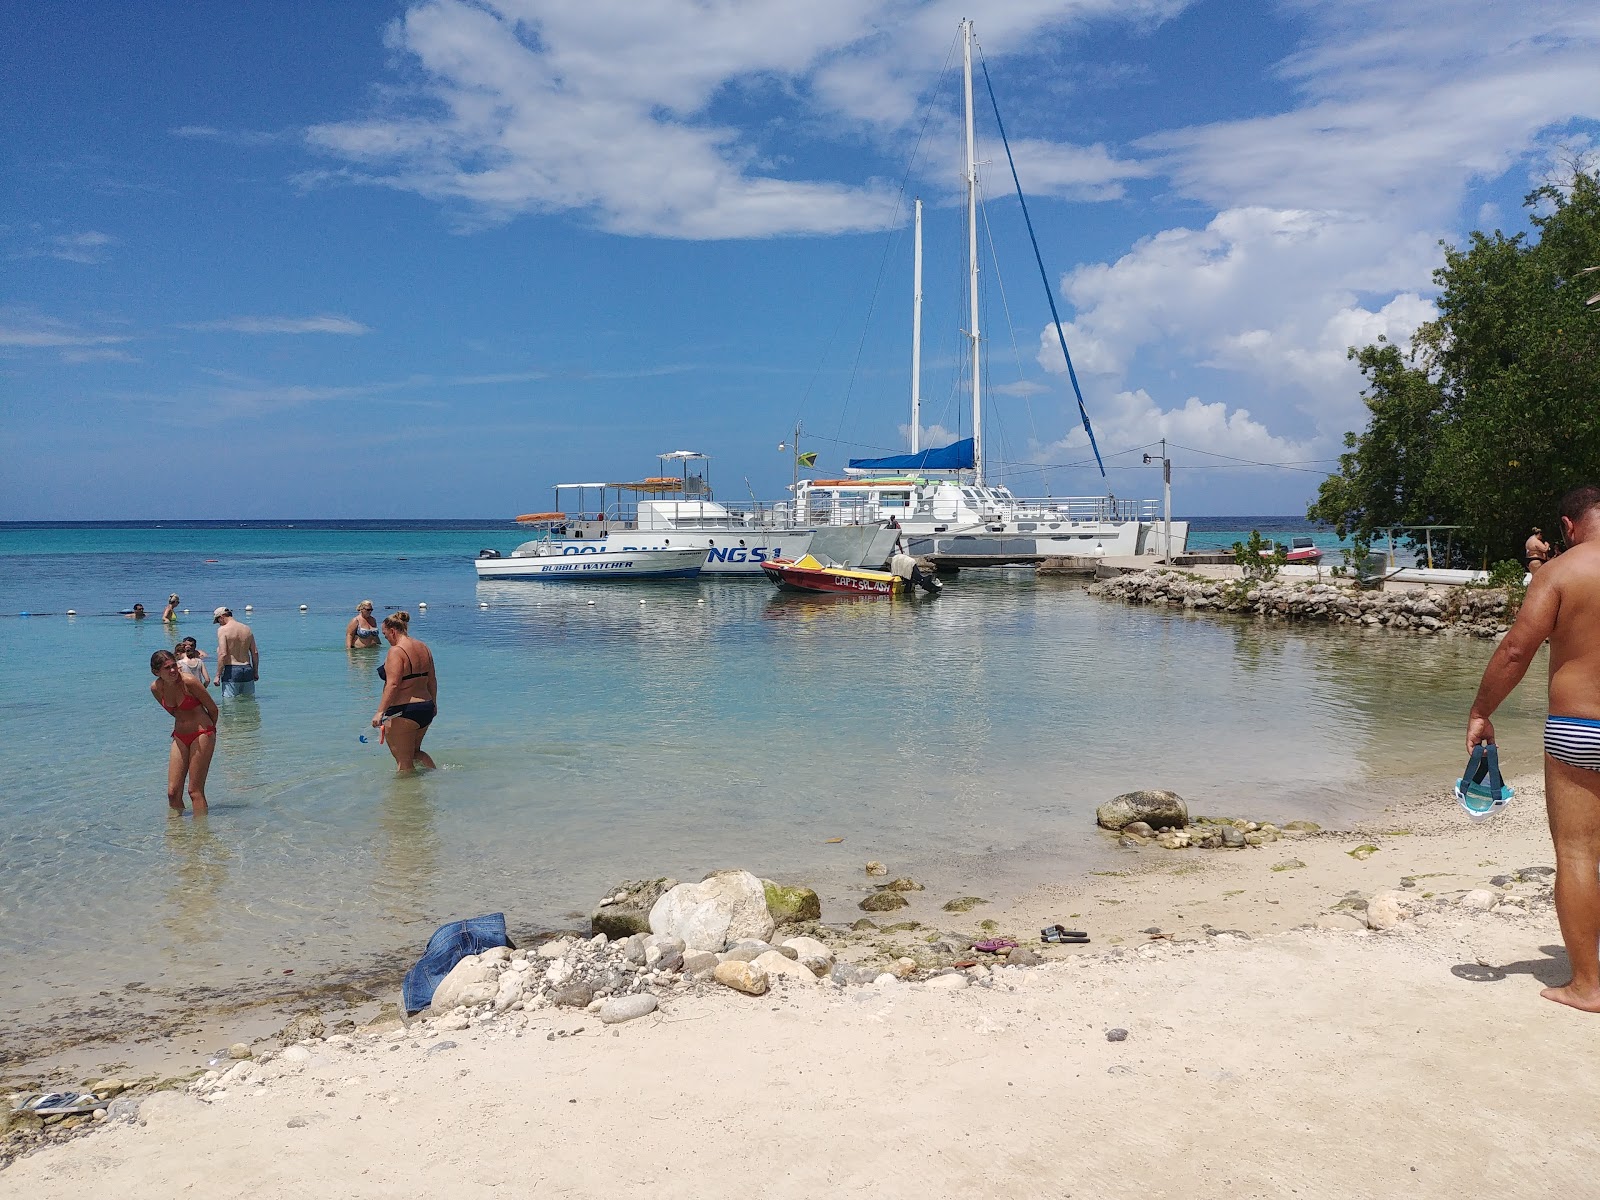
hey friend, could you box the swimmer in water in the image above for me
[346,599,381,649]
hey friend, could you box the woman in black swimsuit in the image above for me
[373,611,437,773]
[150,649,220,813]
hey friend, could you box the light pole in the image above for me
[1142,439,1172,563]
[778,421,803,522]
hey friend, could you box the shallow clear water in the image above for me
[0,521,1544,1060]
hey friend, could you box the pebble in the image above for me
[1005,947,1041,967]
[436,1012,471,1031]
[1461,889,1497,910]
[888,957,918,980]
[598,994,658,1024]
[228,1043,253,1060]
[1106,1028,1129,1042]
[923,972,968,991]
[864,861,888,876]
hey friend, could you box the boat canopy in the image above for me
[847,438,975,473]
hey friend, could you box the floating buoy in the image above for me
[639,599,646,605]
[478,602,488,609]
[697,599,704,605]
[418,602,427,609]
[587,600,596,606]
[244,604,253,612]
[67,609,77,616]
[183,609,190,614]
[19,612,29,617]
[299,604,308,611]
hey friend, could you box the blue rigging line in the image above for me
[979,55,1105,477]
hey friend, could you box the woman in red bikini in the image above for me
[150,649,219,813]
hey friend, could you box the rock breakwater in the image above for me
[1088,570,1515,636]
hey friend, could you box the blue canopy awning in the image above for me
[847,438,975,473]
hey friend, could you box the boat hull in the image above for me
[474,547,707,581]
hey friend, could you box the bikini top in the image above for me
[377,647,430,683]
[354,623,381,639]
[162,691,202,714]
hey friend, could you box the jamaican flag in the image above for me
[796,451,817,467]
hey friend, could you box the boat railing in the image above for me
[1000,496,1161,522]
[800,493,1160,525]
[562,499,798,529]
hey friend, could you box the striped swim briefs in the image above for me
[1544,716,1600,772]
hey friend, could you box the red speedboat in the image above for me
[761,554,940,596]
[1261,537,1323,564]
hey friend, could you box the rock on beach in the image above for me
[713,960,770,996]
[1096,790,1189,831]
[649,870,776,952]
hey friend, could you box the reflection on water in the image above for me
[162,814,231,951]
[373,775,440,924]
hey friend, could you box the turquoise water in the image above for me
[0,520,1543,1062]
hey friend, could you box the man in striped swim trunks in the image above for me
[1467,484,1600,1013]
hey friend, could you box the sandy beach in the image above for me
[5,768,1594,1198]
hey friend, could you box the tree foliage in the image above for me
[1310,168,1600,563]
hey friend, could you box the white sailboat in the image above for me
[793,20,1185,566]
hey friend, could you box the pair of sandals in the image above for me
[1041,925,1090,944]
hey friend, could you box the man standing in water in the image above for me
[214,607,260,699]
[1525,526,1553,573]
[1468,485,1600,1012]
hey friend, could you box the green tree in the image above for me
[1311,168,1600,562]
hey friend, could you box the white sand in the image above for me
[8,774,1598,1198]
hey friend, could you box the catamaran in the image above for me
[784,21,1185,567]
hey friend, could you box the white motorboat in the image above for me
[474,538,707,581]
[780,21,1182,569]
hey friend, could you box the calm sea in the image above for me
[0,519,1539,1062]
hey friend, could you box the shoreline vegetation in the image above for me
[6,771,1593,1195]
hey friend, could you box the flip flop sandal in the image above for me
[1036,928,1088,947]
[971,938,1019,954]
[22,1092,101,1116]
[1041,925,1090,944]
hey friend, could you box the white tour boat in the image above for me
[510,453,899,576]
[474,534,708,581]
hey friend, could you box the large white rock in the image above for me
[649,870,776,952]
[598,994,659,1024]
[429,957,493,1013]
[1366,891,1406,931]
[752,950,820,985]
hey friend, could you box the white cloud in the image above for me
[304,0,1188,238]
[171,125,288,147]
[60,348,139,364]
[1036,387,1317,468]
[181,315,371,335]
[0,324,131,349]
[1031,1,1600,469]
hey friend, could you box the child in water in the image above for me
[175,637,211,687]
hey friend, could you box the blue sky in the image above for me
[4,0,1597,520]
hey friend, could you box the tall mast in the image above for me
[962,18,983,484]
[911,197,923,454]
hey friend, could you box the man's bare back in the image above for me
[216,619,258,671]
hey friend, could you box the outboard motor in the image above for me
[477,548,502,559]
[911,559,942,594]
